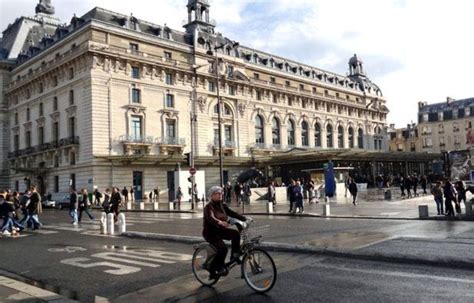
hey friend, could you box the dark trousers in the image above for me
[445,197,455,216]
[351,193,357,204]
[78,208,94,222]
[111,204,120,222]
[434,196,443,214]
[204,228,241,274]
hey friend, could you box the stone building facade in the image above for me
[417,98,474,153]
[388,123,419,152]
[0,0,389,197]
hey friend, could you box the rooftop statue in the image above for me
[35,0,55,15]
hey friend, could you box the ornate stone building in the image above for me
[1,0,392,196]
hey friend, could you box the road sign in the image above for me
[189,167,196,175]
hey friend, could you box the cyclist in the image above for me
[203,186,247,279]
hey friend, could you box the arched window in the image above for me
[358,128,364,148]
[314,123,321,147]
[255,115,264,144]
[326,124,333,148]
[338,125,344,148]
[214,103,231,116]
[301,121,309,146]
[287,120,295,146]
[348,127,354,148]
[272,118,280,145]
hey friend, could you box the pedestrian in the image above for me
[0,191,24,236]
[102,188,111,214]
[293,180,304,213]
[110,187,122,222]
[94,188,102,206]
[69,187,79,225]
[431,181,444,215]
[130,186,135,202]
[154,188,159,202]
[224,181,232,204]
[443,179,456,217]
[122,186,129,203]
[175,187,183,210]
[78,189,94,222]
[288,180,296,213]
[267,180,276,207]
[399,176,405,198]
[412,175,419,197]
[234,182,243,206]
[348,178,358,205]
[421,175,428,195]
[344,176,350,197]
[26,186,42,230]
[404,176,412,199]
[18,190,31,226]
[455,180,466,214]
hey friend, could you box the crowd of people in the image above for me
[431,178,469,216]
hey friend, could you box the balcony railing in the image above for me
[213,139,236,148]
[119,135,155,144]
[157,137,186,145]
[8,136,80,158]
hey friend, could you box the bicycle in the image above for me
[191,217,277,293]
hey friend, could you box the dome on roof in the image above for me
[188,0,210,6]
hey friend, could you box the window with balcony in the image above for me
[130,116,142,141]
[224,125,232,145]
[166,119,176,140]
[272,118,280,145]
[69,117,75,138]
[38,127,44,145]
[255,115,264,144]
[25,131,31,148]
[14,134,19,151]
[53,122,59,143]
[166,94,174,108]
[287,120,295,146]
[131,66,140,79]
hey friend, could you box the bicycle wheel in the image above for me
[192,244,220,286]
[241,248,277,293]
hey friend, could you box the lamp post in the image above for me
[207,41,239,188]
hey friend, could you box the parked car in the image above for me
[42,193,56,208]
[48,193,71,210]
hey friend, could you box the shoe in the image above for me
[209,272,218,280]
[216,268,229,277]
[72,222,78,225]
[2,230,11,236]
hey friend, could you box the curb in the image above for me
[121,231,474,271]
[121,209,197,214]
[242,212,418,221]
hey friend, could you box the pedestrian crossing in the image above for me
[1,212,199,239]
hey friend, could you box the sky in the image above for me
[1,0,473,128]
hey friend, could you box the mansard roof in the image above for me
[419,98,474,114]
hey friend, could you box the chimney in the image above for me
[446,96,454,106]
[418,101,427,109]
[389,123,395,130]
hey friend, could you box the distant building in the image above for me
[418,98,474,153]
[388,123,418,152]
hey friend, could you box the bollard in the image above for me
[465,200,473,216]
[418,204,429,218]
[107,213,115,235]
[168,202,174,211]
[126,202,132,210]
[153,202,159,211]
[100,212,107,234]
[118,213,126,234]
[139,202,145,211]
[266,202,273,213]
[323,204,330,216]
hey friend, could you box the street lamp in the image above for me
[207,41,239,187]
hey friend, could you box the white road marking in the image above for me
[60,258,141,275]
[91,252,164,267]
[48,246,87,253]
[0,275,75,302]
[379,212,400,216]
[312,263,474,284]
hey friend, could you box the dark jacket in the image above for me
[27,192,41,213]
[348,182,358,195]
[110,192,122,206]
[203,201,246,239]
[70,192,78,209]
[79,194,89,209]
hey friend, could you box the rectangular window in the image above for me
[131,67,140,79]
[129,43,139,53]
[270,77,275,83]
[208,81,215,92]
[54,176,59,193]
[26,108,30,121]
[254,73,259,80]
[227,66,234,77]
[39,82,44,93]
[69,90,74,105]
[39,103,43,116]
[466,107,471,116]
[130,116,142,141]
[14,134,19,151]
[288,97,293,106]
[228,85,235,96]
[213,128,219,145]
[164,51,172,60]
[53,97,58,111]
[131,87,141,103]
[166,94,174,108]
[225,125,232,143]
[166,119,176,139]
[285,80,290,87]
[256,91,261,101]
[69,67,74,80]
[38,127,44,145]
[272,93,277,103]
[165,72,173,85]
[52,75,58,87]
[313,87,317,94]
[15,180,19,192]
[299,84,304,90]
[25,131,31,148]
[69,117,75,138]
[53,122,59,143]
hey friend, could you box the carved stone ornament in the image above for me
[238,102,246,117]
[197,96,207,113]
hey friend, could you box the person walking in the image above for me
[69,187,79,225]
[102,188,112,214]
[78,189,94,223]
[122,187,129,204]
[224,182,232,204]
[267,180,276,207]
[110,187,122,222]
[455,180,466,214]
[175,187,183,210]
[421,175,428,195]
[130,186,135,202]
[348,178,358,206]
[293,180,304,213]
[18,190,31,226]
[412,175,419,197]
[431,181,444,215]
[234,182,243,206]
[399,176,405,198]
[26,186,42,230]
[404,176,412,199]
[288,180,296,213]
[443,179,456,217]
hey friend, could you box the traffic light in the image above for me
[188,176,192,183]
[185,152,191,166]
